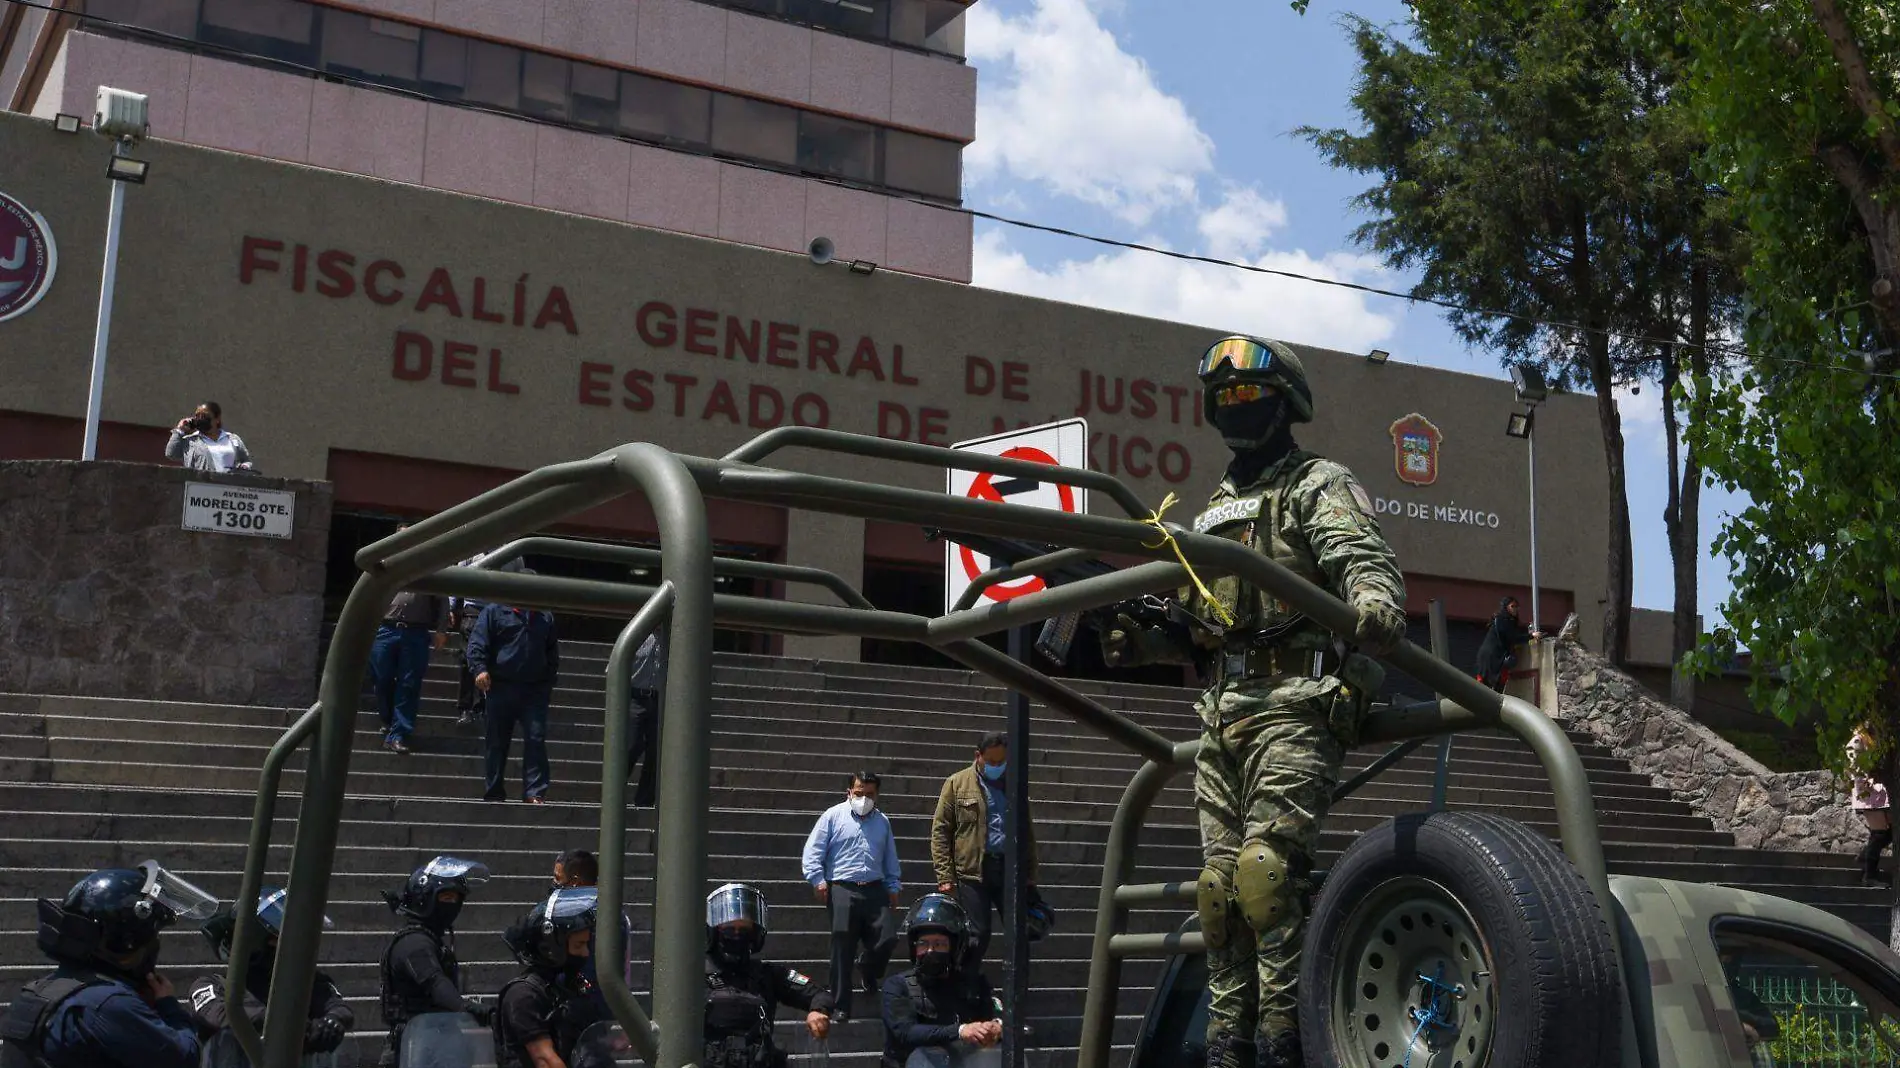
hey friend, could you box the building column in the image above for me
[780,509,865,663]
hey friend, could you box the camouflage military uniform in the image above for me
[1184,449,1405,1044]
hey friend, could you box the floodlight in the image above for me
[1367,348,1390,364]
[53,113,83,134]
[1505,410,1534,439]
[1509,363,1549,403]
[105,156,149,183]
[847,260,878,275]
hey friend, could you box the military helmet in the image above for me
[40,862,218,968]
[384,855,490,923]
[903,893,971,959]
[505,887,599,970]
[1197,335,1314,424]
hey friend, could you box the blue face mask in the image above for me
[981,761,1006,781]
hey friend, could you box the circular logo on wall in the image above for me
[0,191,58,323]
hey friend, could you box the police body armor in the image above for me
[704,964,783,1068]
[380,927,457,1037]
[0,971,111,1068]
[492,974,585,1068]
[1189,453,1331,648]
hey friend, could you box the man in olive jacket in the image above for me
[930,731,1039,965]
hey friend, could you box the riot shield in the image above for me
[570,1020,634,1068]
[398,1012,497,1068]
[200,1027,360,1068]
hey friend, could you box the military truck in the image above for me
[209,428,1900,1068]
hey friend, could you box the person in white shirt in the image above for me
[164,402,254,473]
[803,771,903,1023]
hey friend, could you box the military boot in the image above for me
[1205,1030,1256,1068]
[1255,1029,1304,1068]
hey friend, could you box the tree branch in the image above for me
[1807,0,1900,172]
[1817,142,1900,337]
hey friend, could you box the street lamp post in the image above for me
[80,87,151,462]
[1507,365,1550,633]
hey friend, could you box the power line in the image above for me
[9,0,1900,383]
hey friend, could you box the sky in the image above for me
[959,0,1749,628]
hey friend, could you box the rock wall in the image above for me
[1554,634,1861,854]
[0,461,331,706]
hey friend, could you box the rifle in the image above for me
[924,529,1204,666]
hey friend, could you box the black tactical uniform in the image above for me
[703,883,835,1068]
[879,895,999,1068]
[187,887,353,1056]
[495,888,604,1068]
[377,856,492,1067]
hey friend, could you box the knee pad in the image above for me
[1196,861,1238,950]
[1236,838,1294,932]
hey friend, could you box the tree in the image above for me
[1300,0,1738,666]
[1638,0,1900,943]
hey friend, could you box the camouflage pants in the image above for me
[1194,679,1345,1041]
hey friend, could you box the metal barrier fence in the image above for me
[1748,971,1900,1067]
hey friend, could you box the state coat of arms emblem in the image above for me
[1388,413,1443,487]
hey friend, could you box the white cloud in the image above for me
[972,227,1398,353]
[1197,186,1290,260]
[966,0,1214,223]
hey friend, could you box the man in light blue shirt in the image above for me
[803,771,903,1023]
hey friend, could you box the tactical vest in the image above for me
[1187,453,1331,647]
[493,972,583,1068]
[0,970,111,1068]
[379,926,457,1032]
[704,962,781,1068]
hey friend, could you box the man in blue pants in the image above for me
[370,545,450,754]
[467,587,560,804]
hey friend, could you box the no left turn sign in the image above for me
[944,419,1090,610]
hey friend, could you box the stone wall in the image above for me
[0,461,332,706]
[1554,633,1861,854]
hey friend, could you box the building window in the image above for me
[320,12,420,87]
[82,0,200,37]
[199,0,316,66]
[618,71,711,147]
[570,62,620,131]
[521,51,570,120]
[790,0,888,42]
[883,128,961,200]
[799,113,877,182]
[712,94,799,167]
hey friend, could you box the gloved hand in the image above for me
[304,1014,347,1054]
[1351,598,1407,656]
[1100,613,1141,667]
[463,997,493,1027]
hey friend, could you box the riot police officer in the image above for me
[494,887,604,1068]
[0,861,217,1068]
[703,884,833,1068]
[879,894,1001,1068]
[1104,336,1406,1068]
[187,886,354,1058]
[377,855,493,1067]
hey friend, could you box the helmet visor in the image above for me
[256,886,333,936]
[422,856,492,885]
[541,886,600,925]
[137,861,219,922]
[1197,337,1279,380]
[706,884,767,933]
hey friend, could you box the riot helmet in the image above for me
[202,885,333,962]
[903,894,970,979]
[1197,336,1314,451]
[383,855,490,929]
[504,887,599,974]
[38,861,218,977]
[706,883,768,966]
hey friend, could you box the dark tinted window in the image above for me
[199,0,316,64]
[619,72,711,146]
[800,113,877,181]
[320,12,421,87]
[1132,949,1209,1068]
[462,38,522,109]
[712,94,799,166]
[570,62,620,130]
[884,129,961,200]
[1713,923,1900,1064]
[789,0,888,41]
[82,0,200,36]
[521,51,570,119]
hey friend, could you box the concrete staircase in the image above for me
[0,644,1889,1067]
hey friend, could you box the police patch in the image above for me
[191,985,219,1012]
[788,971,811,986]
[1193,497,1263,534]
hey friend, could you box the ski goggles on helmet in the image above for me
[1197,336,1280,380]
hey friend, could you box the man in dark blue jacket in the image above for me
[467,586,561,804]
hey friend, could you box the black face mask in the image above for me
[916,950,953,980]
[1212,396,1291,452]
[713,934,754,967]
[429,898,463,931]
[244,948,277,997]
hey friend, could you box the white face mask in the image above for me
[848,795,876,817]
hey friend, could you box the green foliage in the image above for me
[1763,1003,1900,1065]
[1639,0,1900,775]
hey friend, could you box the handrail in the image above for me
[596,583,676,1065]
[952,547,1102,612]
[475,536,877,610]
[223,703,321,1066]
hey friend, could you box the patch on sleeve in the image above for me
[992,996,1005,1015]
[787,970,811,987]
[191,984,219,1012]
[1349,482,1374,514]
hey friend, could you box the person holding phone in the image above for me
[164,402,254,473]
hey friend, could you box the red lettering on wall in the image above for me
[847,338,886,381]
[663,373,698,417]
[623,369,655,411]
[440,341,478,388]
[392,332,432,381]
[291,245,309,293]
[1122,435,1153,478]
[1162,384,1188,424]
[892,345,919,386]
[472,278,506,323]
[578,362,614,406]
[414,268,463,317]
[487,349,520,394]
[365,260,405,305]
[792,392,829,427]
[637,302,678,347]
[918,407,949,446]
[315,250,356,299]
[1002,361,1030,402]
[702,380,741,423]
[965,356,995,396]
[726,318,761,362]
[534,287,578,334]
[748,385,784,428]
[1129,378,1157,419]
[240,237,283,284]
[877,402,911,440]
[808,331,841,375]
[1157,442,1191,483]
[684,309,718,355]
[766,323,799,369]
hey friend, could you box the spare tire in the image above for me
[1298,811,1621,1068]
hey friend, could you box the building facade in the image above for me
[0,112,1612,676]
[0,0,975,280]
